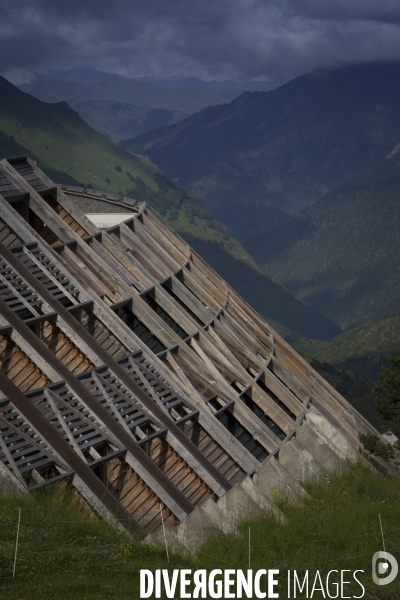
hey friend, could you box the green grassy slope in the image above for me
[0,75,340,340]
[2,463,400,598]
[0,130,31,157]
[244,146,400,330]
[0,77,163,192]
[0,130,82,186]
[74,100,188,141]
[287,313,400,380]
[127,62,400,240]
[0,488,179,600]
[20,72,242,113]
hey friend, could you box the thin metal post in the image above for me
[160,503,169,563]
[379,513,387,560]
[13,507,21,578]
[249,527,251,569]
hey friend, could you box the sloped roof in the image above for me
[0,156,379,537]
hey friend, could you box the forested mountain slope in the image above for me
[244,144,400,329]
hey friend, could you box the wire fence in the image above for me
[1,516,398,559]
[1,503,399,600]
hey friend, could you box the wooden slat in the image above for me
[106,456,178,533]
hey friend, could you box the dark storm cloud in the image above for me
[2,0,400,81]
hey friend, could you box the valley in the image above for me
[73,100,188,141]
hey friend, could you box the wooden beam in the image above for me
[43,388,87,461]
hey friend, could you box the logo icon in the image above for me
[372,551,398,586]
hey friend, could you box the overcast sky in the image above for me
[2,0,400,82]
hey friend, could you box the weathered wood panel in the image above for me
[0,217,23,248]
[0,333,50,392]
[106,456,178,533]
[148,436,216,507]
[41,320,94,375]
[42,195,89,238]
[182,418,244,484]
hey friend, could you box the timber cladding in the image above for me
[0,332,50,392]
[0,156,383,540]
[39,319,94,375]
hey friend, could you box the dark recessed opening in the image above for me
[114,304,166,354]
[256,377,296,420]
[161,281,204,326]
[217,409,269,462]
[141,292,188,339]
[241,390,286,441]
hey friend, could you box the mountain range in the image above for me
[0,75,339,341]
[47,67,280,92]
[19,72,242,114]
[127,63,400,241]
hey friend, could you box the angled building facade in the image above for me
[0,157,381,546]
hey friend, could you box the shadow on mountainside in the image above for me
[183,234,341,341]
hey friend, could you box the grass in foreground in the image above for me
[198,462,400,599]
[0,486,188,600]
[1,463,400,599]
